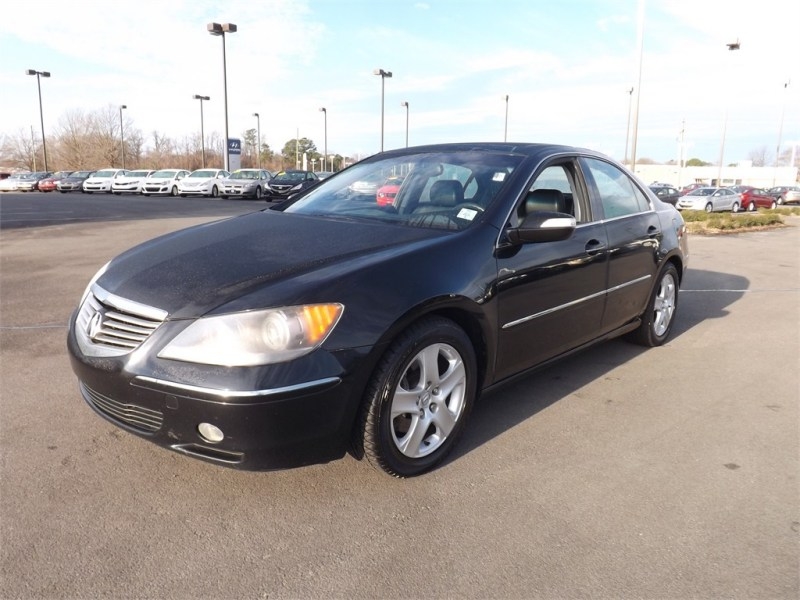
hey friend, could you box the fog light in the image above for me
[197,422,224,443]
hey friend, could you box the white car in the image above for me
[83,168,129,194]
[0,174,25,192]
[676,187,742,213]
[111,170,155,195]
[177,169,230,198]
[140,169,190,196]
[219,169,273,199]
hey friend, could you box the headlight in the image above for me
[158,303,344,366]
[291,184,302,191]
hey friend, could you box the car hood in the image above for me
[97,210,442,319]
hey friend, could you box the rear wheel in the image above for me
[747,201,756,212]
[627,263,679,347]
[357,317,477,477]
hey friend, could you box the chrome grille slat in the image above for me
[81,383,163,433]
[75,285,167,357]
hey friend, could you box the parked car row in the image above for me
[1,168,323,202]
[667,184,800,213]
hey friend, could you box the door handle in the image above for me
[584,239,606,255]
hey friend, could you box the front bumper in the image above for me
[66,314,367,470]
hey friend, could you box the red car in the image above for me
[376,176,404,206]
[38,171,74,193]
[731,186,777,211]
[680,182,707,195]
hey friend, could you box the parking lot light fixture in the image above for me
[319,107,327,171]
[119,105,127,169]
[373,68,392,152]
[26,69,50,171]
[253,112,261,169]
[193,95,210,168]
[208,22,238,172]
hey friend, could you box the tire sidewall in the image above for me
[644,263,679,346]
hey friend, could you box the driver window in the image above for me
[518,164,581,223]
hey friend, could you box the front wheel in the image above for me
[704,202,713,213]
[255,186,263,200]
[170,186,178,197]
[627,263,679,347]
[731,202,740,213]
[747,201,757,212]
[770,201,777,209]
[210,185,219,198]
[356,317,477,477]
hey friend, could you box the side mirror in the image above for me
[507,211,576,244]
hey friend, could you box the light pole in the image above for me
[193,95,210,168]
[25,69,50,171]
[119,104,127,168]
[624,87,634,165]
[775,81,790,166]
[717,40,741,186]
[401,101,409,148]
[503,95,509,142]
[253,112,261,169]
[374,68,392,152]
[208,22,238,172]
[319,107,327,171]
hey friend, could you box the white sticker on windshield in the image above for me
[492,172,506,182]
[457,208,478,221]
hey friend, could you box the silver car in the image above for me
[219,169,273,199]
[676,187,742,213]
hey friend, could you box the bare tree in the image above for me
[748,146,769,167]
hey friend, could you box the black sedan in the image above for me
[265,169,319,201]
[67,143,689,477]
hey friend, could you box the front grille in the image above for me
[81,382,163,433]
[76,286,167,356]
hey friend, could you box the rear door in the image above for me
[579,157,662,334]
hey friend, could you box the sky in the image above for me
[1,0,799,165]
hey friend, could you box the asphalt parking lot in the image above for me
[1,196,798,599]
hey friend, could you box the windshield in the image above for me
[129,170,151,177]
[152,170,178,178]
[687,188,715,196]
[230,170,259,180]
[72,171,93,178]
[282,150,522,231]
[272,171,307,183]
[94,170,117,178]
[189,170,217,178]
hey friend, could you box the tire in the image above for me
[704,202,713,213]
[777,197,784,205]
[747,201,756,212]
[627,263,679,347]
[731,202,740,213]
[170,186,178,197]
[210,185,219,198]
[356,316,477,477]
[255,186,263,200]
[770,201,777,209]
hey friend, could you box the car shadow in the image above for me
[450,268,750,463]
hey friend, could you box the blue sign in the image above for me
[227,138,241,155]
